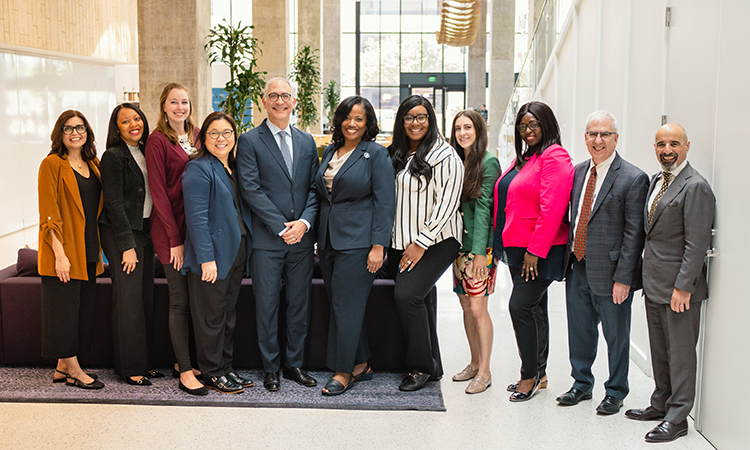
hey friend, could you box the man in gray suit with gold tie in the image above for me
[625,123,715,443]
[556,111,648,415]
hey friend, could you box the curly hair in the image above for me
[330,96,379,148]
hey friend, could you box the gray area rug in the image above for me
[0,367,446,412]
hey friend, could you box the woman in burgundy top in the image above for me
[145,82,205,395]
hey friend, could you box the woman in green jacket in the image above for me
[449,110,501,394]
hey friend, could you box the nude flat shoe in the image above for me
[452,365,479,382]
[466,374,492,394]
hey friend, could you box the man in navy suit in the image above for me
[556,111,649,415]
[236,77,320,392]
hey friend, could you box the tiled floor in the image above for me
[0,269,715,449]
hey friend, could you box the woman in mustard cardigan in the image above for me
[38,110,104,389]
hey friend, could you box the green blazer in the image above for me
[460,152,501,255]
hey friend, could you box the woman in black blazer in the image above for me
[100,103,160,385]
[316,96,395,396]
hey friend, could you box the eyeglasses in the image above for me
[404,114,428,125]
[63,125,87,135]
[516,122,540,133]
[586,131,616,140]
[267,92,292,102]
[207,129,234,140]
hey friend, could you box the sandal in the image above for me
[65,376,104,390]
[322,376,353,396]
[54,369,98,383]
[351,363,373,383]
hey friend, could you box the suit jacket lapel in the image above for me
[318,146,334,202]
[120,143,144,185]
[590,154,621,218]
[570,161,589,226]
[60,156,85,216]
[332,143,365,193]
[210,156,233,194]
[291,126,302,179]
[259,121,292,181]
[650,163,693,227]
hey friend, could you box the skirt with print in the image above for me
[452,249,497,297]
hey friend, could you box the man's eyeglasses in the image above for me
[585,131,616,140]
[207,130,235,140]
[516,122,540,133]
[63,125,87,135]
[404,114,428,125]
[267,93,292,102]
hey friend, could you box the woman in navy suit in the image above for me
[182,112,253,394]
[316,96,395,396]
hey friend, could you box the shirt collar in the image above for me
[266,120,291,137]
[590,150,617,174]
[662,158,687,178]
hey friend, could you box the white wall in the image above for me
[0,46,116,268]
[532,0,750,447]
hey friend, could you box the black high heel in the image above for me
[509,376,541,402]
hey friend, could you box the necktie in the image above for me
[278,130,293,177]
[573,165,597,261]
[648,171,671,226]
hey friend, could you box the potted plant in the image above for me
[323,80,340,134]
[290,46,322,131]
[205,20,266,133]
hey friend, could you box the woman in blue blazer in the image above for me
[316,96,395,396]
[182,112,253,395]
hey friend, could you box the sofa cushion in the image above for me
[16,248,38,277]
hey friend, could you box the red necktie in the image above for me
[573,166,597,260]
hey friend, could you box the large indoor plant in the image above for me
[290,46,322,131]
[323,80,340,133]
[205,20,266,133]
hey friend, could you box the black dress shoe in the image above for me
[204,375,244,394]
[645,420,688,442]
[122,376,152,386]
[555,387,592,405]
[399,371,431,392]
[145,369,165,378]
[264,372,280,392]
[282,367,317,387]
[226,371,254,388]
[178,381,208,396]
[625,406,666,421]
[596,395,623,415]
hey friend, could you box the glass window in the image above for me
[380,34,400,85]
[400,34,422,72]
[360,0,381,32]
[340,33,356,86]
[380,0,400,32]
[378,87,400,134]
[443,45,466,72]
[341,0,356,33]
[422,34,442,72]
[361,87,381,110]
[360,34,381,86]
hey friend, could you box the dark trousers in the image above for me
[40,263,97,359]
[386,238,460,377]
[319,241,375,373]
[250,245,314,373]
[508,265,552,380]
[101,223,155,377]
[164,264,197,373]
[645,296,702,423]
[566,259,632,399]
[187,237,246,379]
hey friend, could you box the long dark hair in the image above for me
[193,112,238,167]
[514,101,562,167]
[49,110,97,160]
[389,95,441,184]
[450,110,487,202]
[106,103,150,152]
[156,82,196,145]
[330,96,379,148]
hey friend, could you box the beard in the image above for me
[659,154,677,172]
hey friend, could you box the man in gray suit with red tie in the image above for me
[556,111,649,415]
[625,123,715,443]
[236,77,320,392]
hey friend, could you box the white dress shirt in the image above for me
[647,158,688,209]
[572,151,616,241]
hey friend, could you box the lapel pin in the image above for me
[364,152,370,159]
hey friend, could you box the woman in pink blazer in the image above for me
[492,101,573,402]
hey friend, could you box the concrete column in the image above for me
[138,0,212,128]
[322,0,341,130]
[466,0,487,112]
[252,0,289,127]
[298,0,323,134]
[488,0,515,154]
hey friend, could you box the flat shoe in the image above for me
[465,374,491,394]
[145,369,164,378]
[122,376,152,386]
[322,377,353,396]
[452,365,478,382]
[179,381,208,396]
[509,377,541,402]
[65,376,104,390]
[53,369,97,383]
[351,363,373,383]
[399,371,431,392]
[507,378,547,392]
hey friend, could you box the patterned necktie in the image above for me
[278,130,293,177]
[648,171,671,226]
[573,165,597,261]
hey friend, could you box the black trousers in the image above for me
[164,264,198,373]
[508,265,552,380]
[386,238,460,377]
[101,223,155,377]
[319,241,375,373]
[40,263,97,359]
[187,236,246,379]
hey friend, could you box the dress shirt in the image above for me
[572,150,616,240]
[647,159,688,208]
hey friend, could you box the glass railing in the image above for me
[497,0,564,166]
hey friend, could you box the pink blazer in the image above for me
[493,144,573,259]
